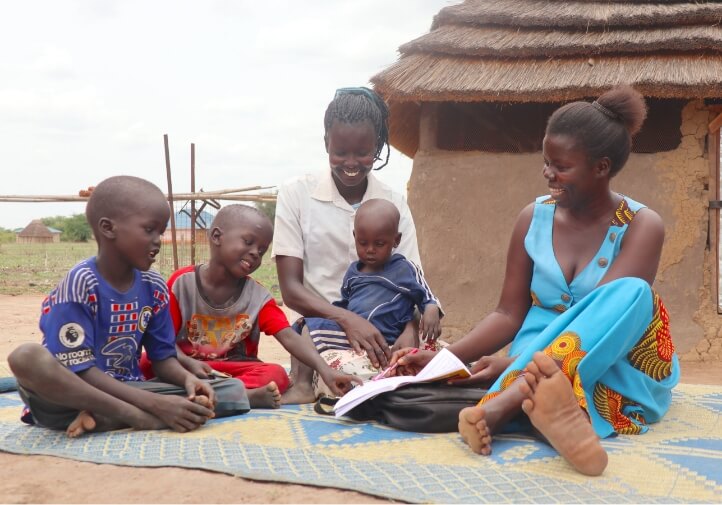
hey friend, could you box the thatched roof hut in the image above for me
[371,0,722,361]
[16,220,60,244]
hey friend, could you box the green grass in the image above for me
[0,242,281,299]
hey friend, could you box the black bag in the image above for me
[315,383,487,433]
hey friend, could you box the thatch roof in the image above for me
[372,0,722,103]
[430,1,722,30]
[17,220,55,238]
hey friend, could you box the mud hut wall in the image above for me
[408,100,716,360]
[15,236,55,245]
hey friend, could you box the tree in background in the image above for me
[42,214,92,242]
[255,190,277,223]
[0,228,15,244]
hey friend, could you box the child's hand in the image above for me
[392,329,417,353]
[151,394,215,433]
[319,368,362,397]
[184,358,213,379]
[419,305,441,342]
[176,348,213,379]
[184,375,217,409]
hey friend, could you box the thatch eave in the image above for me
[401,24,722,59]
[372,53,722,104]
[431,1,722,30]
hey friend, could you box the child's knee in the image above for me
[8,343,46,375]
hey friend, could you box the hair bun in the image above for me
[596,85,647,136]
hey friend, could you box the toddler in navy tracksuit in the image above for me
[296,199,442,395]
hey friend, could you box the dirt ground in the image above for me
[2,294,722,504]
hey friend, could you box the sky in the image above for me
[0,0,460,230]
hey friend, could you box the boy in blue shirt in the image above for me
[8,175,248,437]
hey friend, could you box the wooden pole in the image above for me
[191,143,196,265]
[0,193,277,203]
[164,134,179,271]
[709,128,721,312]
[709,111,722,134]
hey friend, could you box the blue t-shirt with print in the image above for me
[40,257,177,382]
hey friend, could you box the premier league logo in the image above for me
[138,306,153,332]
[59,323,85,348]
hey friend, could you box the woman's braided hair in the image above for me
[324,87,391,170]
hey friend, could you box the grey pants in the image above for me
[18,377,250,430]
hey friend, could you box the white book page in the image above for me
[333,348,470,417]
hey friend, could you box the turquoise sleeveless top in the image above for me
[510,194,646,354]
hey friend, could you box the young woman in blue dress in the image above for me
[390,85,679,476]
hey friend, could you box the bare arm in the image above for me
[447,204,535,364]
[175,344,213,378]
[276,255,391,367]
[393,320,418,352]
[274,327,360,395]
[599,208,665,286]
[276,255,350,321]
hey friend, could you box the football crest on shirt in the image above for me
[138,306,153,332]
[59,323,85,348]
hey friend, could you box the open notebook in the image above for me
[333,348,471,418]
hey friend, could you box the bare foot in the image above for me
[458,377,527,456]
[68,407,167,436]
[458,406,492,455]
[248,381,282,409]
[280,381,316,405]
[66,410,97,438]
[191,394,216,418]
[520,352,608,476]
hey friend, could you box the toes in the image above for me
[521,398,534,415]
[519,371,538,396]
[518,378,531,397]
[194,395,211,408]
[532,352,560,377]
[525,359,543,382]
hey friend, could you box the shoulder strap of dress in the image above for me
[611,196,646,227]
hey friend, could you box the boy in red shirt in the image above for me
[141,204,359,407]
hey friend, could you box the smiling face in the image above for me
[211,211,273,279]
[326,119,378,191]
[542,133,603,208]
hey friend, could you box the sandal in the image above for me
[313,395,339,415]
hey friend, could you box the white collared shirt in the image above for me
[272,170,421,304]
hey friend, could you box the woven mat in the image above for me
[0,383,720,503]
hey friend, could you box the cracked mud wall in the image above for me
[408,100,716,360]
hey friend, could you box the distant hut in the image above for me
[16,220,60,244]
[372,0,722,361]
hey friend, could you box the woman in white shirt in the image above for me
[272,87,432,403]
